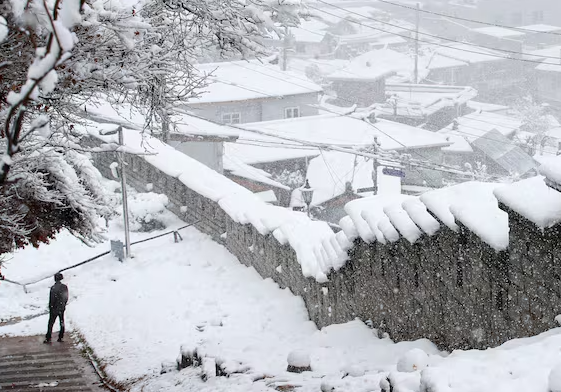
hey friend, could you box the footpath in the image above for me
[0,335,103,391]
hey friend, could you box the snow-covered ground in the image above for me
[3,187,561,392]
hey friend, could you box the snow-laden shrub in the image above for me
[397,348,429,373]
[121,192,171,232]
[287,350,311,373]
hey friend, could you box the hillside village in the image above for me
[128,0,561,226]
[4,1,561,392]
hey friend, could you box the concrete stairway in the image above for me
[0,335,103,391]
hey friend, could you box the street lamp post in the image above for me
[100,126,131,259]
[300,179,314,218]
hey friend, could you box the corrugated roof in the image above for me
[471,129,537,175]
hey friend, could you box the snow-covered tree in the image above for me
[0,0,308,256]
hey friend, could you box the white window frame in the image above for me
[222,112,241,124]
[285,107,300,119]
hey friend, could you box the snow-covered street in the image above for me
[0,206,439,391]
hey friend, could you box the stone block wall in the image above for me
[92,146,561,351]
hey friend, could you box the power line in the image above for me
[375,0,561,37]
[178,109,508,180]
[307,4,561,67]
[313,1,561,62]
[201,60,555,161]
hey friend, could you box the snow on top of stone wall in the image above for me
[540,156,561,186]
[83,125,347,282]
[341,181,511,251]
[449,183,509,251]
[495,176,561,229]
[402,198,440,236]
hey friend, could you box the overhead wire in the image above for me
[314,0,561,61]
[307,3,561,66]
[374,0,561,37]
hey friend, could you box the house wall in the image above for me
[402,147,445,187]
[331,79,386,107]
[91,143,561,351]
[168,141,224,173]
[188,93,320,124]
[261,93,320,121]
[535,70,561,109]
[188,101,262,124]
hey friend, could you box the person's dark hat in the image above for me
[54,273,63,282]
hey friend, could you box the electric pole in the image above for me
[282,26,289,71]
[414,2,420,84]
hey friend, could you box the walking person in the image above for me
[44,272,69,343]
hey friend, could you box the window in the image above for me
[511,12,522,25]
[222,112,241,124]
[532,10,544,23]
[285,107,300,119]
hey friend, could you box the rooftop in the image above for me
[519,24,561,33]
[191,61,323,104]
[242,113,452,151]
[471,26,525,38]
[438,111,522,148]
[377,83,478,118]
[326,48,417,82]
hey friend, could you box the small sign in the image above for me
[111,240,125,262]
[382,167,405,178]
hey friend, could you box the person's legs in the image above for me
[45,311,56,342]
[57,311,65,341]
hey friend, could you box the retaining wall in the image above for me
[91,147,561,350]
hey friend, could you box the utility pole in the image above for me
[118,128,132,259]
[100,126,131,259]
[282,26,289,71]
[414,2,420,84]
[372,138,379,195]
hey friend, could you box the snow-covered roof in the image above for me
[242,114,452,151]
[81,124,347,282]
[519,24,561,33]
[291,18,330,43]
[305,151,401,206]
[438,111,522,146]
[326,48,413,82]
[223,155,290,190]
[224,142,320,165]
[467,100,510,113]
[429,43,504,65]
[313,5,383,24]
[536,60,561,73]
[472,26,525,38]
[526,45,561,60]
[378,83,478,118]
[84,99,240,139]
[191,61,323,104]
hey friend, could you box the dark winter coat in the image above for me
[49,282,69,313]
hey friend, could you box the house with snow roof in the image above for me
[187,61,323,125]
[438,112,537,177]
[422,43,524,98]
[376,83,478,130]
[242,114,452,204]
[325,49,415,107]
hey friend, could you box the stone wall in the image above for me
[92,147,561,351]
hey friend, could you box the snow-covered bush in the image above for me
[123,192,172,233]
[396,348,429,373]
[287,349,312,373]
